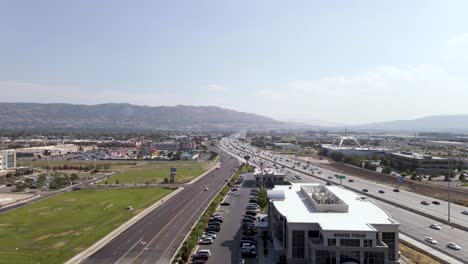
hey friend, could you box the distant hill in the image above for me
[351,115,468,133]
[0,103,279,130]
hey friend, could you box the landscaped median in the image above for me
[172,164,254,263]
[0,187,175,264]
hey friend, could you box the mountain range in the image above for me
[0,103,279,130]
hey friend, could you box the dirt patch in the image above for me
[0,223,12,227]
[35,234,52,241]
[52,241,67,249]
[54,230,75,237]
[104,203,113,210]
[63,198,77,202]
[83,226,94,231]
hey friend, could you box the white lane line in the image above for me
[115,237,143,264]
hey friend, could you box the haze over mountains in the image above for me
[0,103,279,130]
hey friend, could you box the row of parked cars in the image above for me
[191,214,224,263]
[240,188,260,258]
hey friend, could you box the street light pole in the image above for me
[448,172,451,223]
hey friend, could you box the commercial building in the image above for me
[267,184,400,264]
[273,143,300,150]
[322,137,391,157]
[15,144,79,158]
[390,152,454,175]
[180,141,196,150]
[180,152,199,161]
[0,149,16,170]
[151,142,181,151]
[254,167,286,188]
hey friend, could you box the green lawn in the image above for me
[0,188,174,264]
[109,161,214,184]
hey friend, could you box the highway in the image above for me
[220,137,468,262]
[83,148,239,264]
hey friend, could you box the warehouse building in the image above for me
[390,152,454,175]
[267,184,400,264]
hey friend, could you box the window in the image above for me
[308,230,319,238]
[340,251,360,263]
[382,232,396,260]
[363,239,373,247]
[364,251,385,264]
[327,238,336,246]
[340,239,360,247]
[316,250,336,264]
[292,230,305,258]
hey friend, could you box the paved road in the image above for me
[221,137,468,263]
[83,148,239,264]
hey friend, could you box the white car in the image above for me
[198,237,213,245]
[430,224,441,230]
[462,210,468,215]
[202,233,217,239]
[425,237,437,244]
[447,242,461,250]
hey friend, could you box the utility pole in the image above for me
[448,165,452,223]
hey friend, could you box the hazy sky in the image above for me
[1,0,468,125]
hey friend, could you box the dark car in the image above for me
[348,179,354,182]
[210,217,223,223]
[421,201,430,205]
[393,188,400,192]
[205,225,220,232]
[192,255,209,261]
[378,190,385,194]
[326,182,332,186]
[73,186,82,191]
[6,183,13,187]
[248,199,257,203]
[220,202,230,206]
[362,189,368,192]
[241,236,256,242]
[432,201,440,205]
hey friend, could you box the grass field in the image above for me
[109,161,214,184]
[0,188,173,264]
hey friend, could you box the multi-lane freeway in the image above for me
[220,137,468,263]
[83,148,239,264]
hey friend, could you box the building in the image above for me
[390,152,454,175]
[267,184,400,264]
[273,143,301,150]
[16,144,79,158]
[180,141,196,150]
[322,136,391,157]
[0,149,16,170]
[151,142,181,151]
[180,152,199,161]
[254,167,286,188]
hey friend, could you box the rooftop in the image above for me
[268,183,397,231]
[254,167,285,176]
[392,151,446,160]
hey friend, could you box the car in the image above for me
[447,242,461,250]
[425,237,437,244]
[241,248,257,258]
[242,219,255,224]
[210,217,223,223]
[204,187,209,191]
[245,210,257,216]
[240,236,256,242]
[362,189,368,192]
[72,186,82,190]
[243,215,256,220]
[393,188,400,192]
[199,237,214,245]
[348,179,354,182]
[6,183,13,187]
[192,254,209,261]
[378,190,385,194]
[197,249,212,257]
[205,225,220,232]
[421,201,430,205]
[220,202,230,206]
[430,224,441,230]
[432,201,440,205]
[126,205,134,210]
[462,210,468,215]
[204,231,217,238]
[248,199,258,203]
[326,182,332,186]
[242,244,256,251]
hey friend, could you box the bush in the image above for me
[382,166,392,174]
[363,162,377,171]
[330,151,345,162]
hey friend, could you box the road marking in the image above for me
[115,237,143,264]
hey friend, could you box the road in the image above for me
[220,137,468,263]
[83,148,239,264]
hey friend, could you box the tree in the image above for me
[380,158,390,167]
[363,162,377,171]
[382,166,392,174]
[36,174,47,188]
[343,156,362,167]
[104,180,108,185]
[164,177,169,183]
[115,179,119,184]
[330,151,345,162]
[70,173,79,182]
[459,172,466,182]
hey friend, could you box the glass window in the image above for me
[382,232,396,260]
[340,239,360,247]
[364,251,385,264]
[327,238,336,246]
[308,230,319,238]
[364,239,373,247]
[292,230,305,258]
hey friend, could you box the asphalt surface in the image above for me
[221,137,468,263]
[83,148,239,264]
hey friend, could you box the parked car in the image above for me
[199,237,214,245]
[205,225,220,232]
[220,202,230,206]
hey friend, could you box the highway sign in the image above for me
[335,174,346,179]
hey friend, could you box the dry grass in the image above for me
[399,243,441,264]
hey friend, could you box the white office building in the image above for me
[0,149,16,170]
[254,167,286,188]
[267,184,400,264]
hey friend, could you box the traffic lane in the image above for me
[132,160,237,263]
[207,186,252,264]
[378,202,468,262]
[229,141,468,226]
[85,152,238,263]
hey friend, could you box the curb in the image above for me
[66,187,184,264]
[399,233,464,264]
[171,151,237,263]
[187,162,220,185]
[0,193,40,210]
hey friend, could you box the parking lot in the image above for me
[191,176,260,264]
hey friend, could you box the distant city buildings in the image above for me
[390,152,454,175]
[0,149,16,170]
[273,142,300,150]
[267,183,400,264]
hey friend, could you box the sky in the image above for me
[1,0,468,125]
